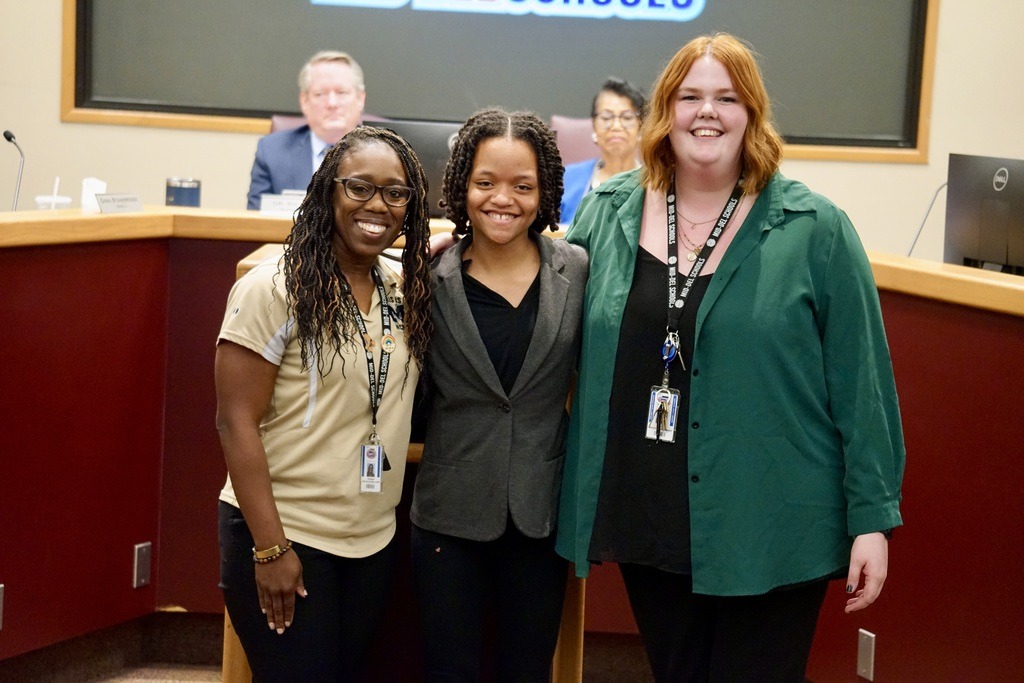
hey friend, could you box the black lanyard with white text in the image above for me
[348,267,396,476]
[647,179,742,443]
[662,179,743,371]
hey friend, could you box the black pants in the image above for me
[411,523,568,682]
[219,502,397,683]
[619,563,828,683]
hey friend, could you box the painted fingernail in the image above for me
[846,585,854,593]
[284,621,291,628]
[277,627,284,635]
[268,622,276,630]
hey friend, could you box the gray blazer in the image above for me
[411,233,589,541]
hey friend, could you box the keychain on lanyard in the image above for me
[646,178,743,443]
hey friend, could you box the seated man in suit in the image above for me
[246,51,367,209]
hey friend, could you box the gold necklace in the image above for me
[678,230,705,262]
[678,211,716,261]
[677,210,718,232]
[677,195,744,262]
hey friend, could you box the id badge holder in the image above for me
[360,439,384,493]
[645,334,681,443]
[645,386,680,442]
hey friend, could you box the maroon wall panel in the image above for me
[583,563,637,634]
[157,239,264,612]
[0,241,168,660]
[807,291,1024,681]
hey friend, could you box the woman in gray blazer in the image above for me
[410,109,588,682]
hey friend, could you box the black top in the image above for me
[588,247,712,574]
[462,261,541,395]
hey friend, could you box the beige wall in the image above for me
[2,1,1022,262]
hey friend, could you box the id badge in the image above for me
[360,443,384,493]
[645,386,680,443]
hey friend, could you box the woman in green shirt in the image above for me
[556,33,905,681]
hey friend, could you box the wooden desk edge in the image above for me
[3,210,1021,319]
[869,250,1024,317]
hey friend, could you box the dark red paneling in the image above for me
[0,241,168,660]
[157,239,265,612]
[807,291,1024,681]
[584,563,637,634]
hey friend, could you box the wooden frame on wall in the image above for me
[59,0,269,135]
[60,0,939,164]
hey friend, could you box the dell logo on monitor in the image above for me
[993,167,1009,191]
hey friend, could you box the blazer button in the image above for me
[691,421,699,429]
[691,475,700,483]
[500,402,511,413]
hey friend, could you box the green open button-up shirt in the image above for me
[555,170,905,595]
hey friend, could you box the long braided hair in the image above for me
[441,108,563,237]
[282,125,432,379]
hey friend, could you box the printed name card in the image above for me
[95,193,144,214]
[260,192,304,216]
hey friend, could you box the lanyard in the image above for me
[347,267,393,445]
[661,179,743,372]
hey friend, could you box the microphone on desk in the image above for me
[906,181,947,257]
[4,129,25,212]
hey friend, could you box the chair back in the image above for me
[268,113,392,133]
[549,115,598,166]
[269,114,306,133]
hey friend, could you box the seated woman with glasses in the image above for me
[560,76,646,224]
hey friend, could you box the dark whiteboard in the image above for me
[77,0,929,148]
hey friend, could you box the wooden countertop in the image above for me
[868,250,1024,317]
[3,208,1022,318]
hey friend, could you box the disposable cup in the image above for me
[35,195,73,210]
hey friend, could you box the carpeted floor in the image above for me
[0,613,653,682]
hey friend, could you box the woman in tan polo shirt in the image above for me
[215,126,432,681]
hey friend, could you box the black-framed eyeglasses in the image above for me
[594,111,640,130]
[334,178,414,207]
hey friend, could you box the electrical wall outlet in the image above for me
[857,628,876,680]
[133,542,152,588]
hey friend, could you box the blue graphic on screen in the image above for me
[311,0,706,22]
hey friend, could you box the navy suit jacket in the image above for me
[411,233,589,541]
[246,125,315,210]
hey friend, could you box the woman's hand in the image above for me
[256,551,307,633]
[428,230,458,259]
[844,532,888,613]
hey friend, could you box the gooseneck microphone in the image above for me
[907,181,947,258]
[4,130,25,211]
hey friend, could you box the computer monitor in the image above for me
[944,153,1024,275]
[365,119,463,219]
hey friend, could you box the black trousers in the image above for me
[619,563,829,683]
[411,523,568,682]
[219,501,397,683]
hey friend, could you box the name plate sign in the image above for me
[260,192,304,216]
[96,193,144,214]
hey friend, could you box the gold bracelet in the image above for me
[252,541,292,564]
